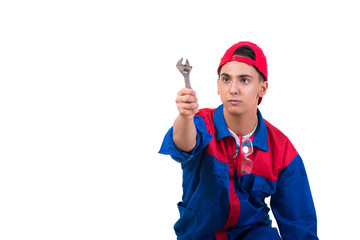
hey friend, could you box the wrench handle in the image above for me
[184,75,191,88]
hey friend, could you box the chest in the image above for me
[205,136,280,182]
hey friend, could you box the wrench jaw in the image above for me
[176,58,184,70]
[176,58,192,88]
[176,58,192,76]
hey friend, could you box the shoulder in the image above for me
[194,108,217,133]
[264,119,298,169]
[196,108,216,124]
[264,119,289,143]
[197,108,216,118]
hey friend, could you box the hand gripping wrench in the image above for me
[176,58,192,88]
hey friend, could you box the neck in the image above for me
[223,108,258,137]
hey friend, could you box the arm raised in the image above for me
[173,88,199,152]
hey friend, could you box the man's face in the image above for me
[217,61,267,116]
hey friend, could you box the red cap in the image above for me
[218,42,267,81]
[217,41,268,104]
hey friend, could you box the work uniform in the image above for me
[159,105,318,240]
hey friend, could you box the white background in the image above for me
[1,0,359,239]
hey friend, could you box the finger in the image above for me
[179,109,199,118]
[178,107,196,116]
[178,88,196,97]
[176,95,198,104]
[177,102,199,111]
[193,107,199,114]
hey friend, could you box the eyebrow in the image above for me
[220,73,253,78]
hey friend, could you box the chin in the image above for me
[224,103,245,115]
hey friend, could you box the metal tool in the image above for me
[176,58,192,88]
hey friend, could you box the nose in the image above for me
[230,80,240,96]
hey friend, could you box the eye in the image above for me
[241,78,249,83]
[222,77,230,83]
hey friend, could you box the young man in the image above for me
[159,41,318,240]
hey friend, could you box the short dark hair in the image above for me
[233,46,265,82]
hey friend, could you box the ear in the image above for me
[217,79,220,95]
[258,81,268,98]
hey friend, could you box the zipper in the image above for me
[235,137,243,174]
[234,146,240,158]
[229,129,241,158]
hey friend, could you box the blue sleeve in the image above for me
[158,115,213,164]
[270,154,318,240]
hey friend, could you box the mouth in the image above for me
[228,99,241,105]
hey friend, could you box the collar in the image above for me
[253,108,269,151]
[213,105,269,151]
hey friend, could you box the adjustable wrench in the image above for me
[176,58,192,88]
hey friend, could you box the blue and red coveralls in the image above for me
[159,105,318,240]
